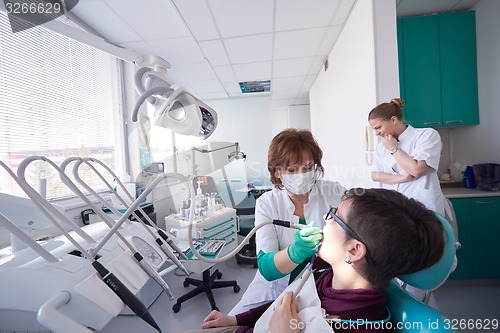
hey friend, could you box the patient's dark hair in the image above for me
[342,188,445,288]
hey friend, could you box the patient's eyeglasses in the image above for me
[325,207,374,265]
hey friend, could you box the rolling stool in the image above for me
[172,267,240,313]
[235,207,257,268]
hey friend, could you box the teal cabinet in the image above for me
[439,12,479,126]
[448,198,473,280]
[448,197,500,280]
[398,11,479,128]
[470,197,500,279]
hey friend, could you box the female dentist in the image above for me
[228,128,346,315]
[368,98,450,218]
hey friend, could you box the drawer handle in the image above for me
[423,121,441,125]
[203,218,234,231]
[205,225,234,238]
[474,201,495,205]
[225,237,236,246]
[445,120,463,124]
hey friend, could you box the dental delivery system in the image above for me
[0,154,320,333]
[0,158,162,333]
[72,157,190,274]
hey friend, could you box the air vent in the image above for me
[239,80,271,94]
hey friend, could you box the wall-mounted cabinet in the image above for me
[448,197,500,280]
[397,11,479,128]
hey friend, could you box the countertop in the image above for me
[441,187,500,199]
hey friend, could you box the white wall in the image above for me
[202,97,274,184]
[309,0,399,189]
[451,0,500,165]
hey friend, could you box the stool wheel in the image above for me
[173,303,181,313]
[234,285,241,293]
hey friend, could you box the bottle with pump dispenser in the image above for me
[195,180,203,217]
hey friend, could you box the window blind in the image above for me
[0,12,124,199]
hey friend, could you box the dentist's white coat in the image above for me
[372,125,450,217]
[228,180,345,315]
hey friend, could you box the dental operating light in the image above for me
[24,12,218,139]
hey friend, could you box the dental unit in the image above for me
[70,157,190,276]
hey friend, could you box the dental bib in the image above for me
[253,269,332,333]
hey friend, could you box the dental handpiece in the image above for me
[134,253,174,300]
[92,260,162,333]
[272,219,309,230]
[155,238,191,276]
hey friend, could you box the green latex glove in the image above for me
[287,221,323,264]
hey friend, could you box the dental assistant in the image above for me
[368,98,450,218]
[228,128,346,315]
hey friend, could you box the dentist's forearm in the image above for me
[372,172,413,184]
[391,149,428,177]
[274,249,299,274]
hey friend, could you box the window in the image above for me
[0,12,125,199]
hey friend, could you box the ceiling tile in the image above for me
[148,37,205,65]
[331,0,356,25]
[199,40,230,66]
[165,69,188,85]
[272,77,304,91]
[174,62,218,81]
[104,0,190,40]
[275,0,342,31]
[207,0,273,38]
[222,82,243,95]
[200,91,230,100]
[274,28,326,59]
[172,0,220,41]
[223,34,273,64]
[213,66,237,83]
[70,1,142,43]
[232,62,272,82]
[119,41,162,61]
[190,80,226,94]
[273,58,314,78]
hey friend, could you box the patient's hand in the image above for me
[201,310,237,329]
[269,291,300,333]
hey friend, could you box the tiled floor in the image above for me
[100,257,500,333]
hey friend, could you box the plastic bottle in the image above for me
[463,165,476,188]
[195,181,203,216]
[452,161,462,181]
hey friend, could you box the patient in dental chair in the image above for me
[186,188,445,333]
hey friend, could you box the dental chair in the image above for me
[386,212,457,333]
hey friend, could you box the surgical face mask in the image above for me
[281,169,317,195]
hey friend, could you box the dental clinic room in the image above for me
[1,0,500,332]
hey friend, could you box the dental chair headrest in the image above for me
[397,212,456,291]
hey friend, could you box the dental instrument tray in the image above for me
[184,238,225,257]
